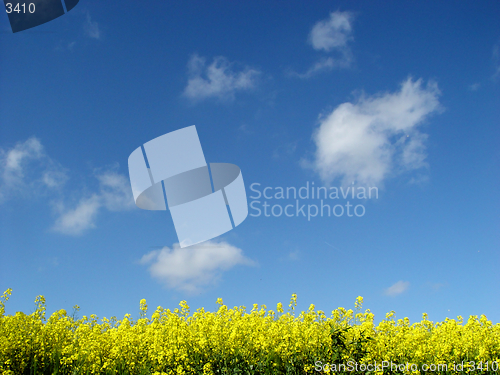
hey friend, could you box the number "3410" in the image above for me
[5,3,35,14]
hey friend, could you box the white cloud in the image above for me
[309,11,354,52]
[295,11,354,78]
[1,137,43,190]
[0,137,67,202]
[140,240,256,293]
[3,137,43,170]
[52,195,101,235]
[183,54,260,101]
[52,169,135,235]
[84,13,100,39]
[96,170,135,211]
[309,77,442,187]
[385,280,410,296]
[1,137,134,235]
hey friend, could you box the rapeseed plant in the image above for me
[0,289,498,374]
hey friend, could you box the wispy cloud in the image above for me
[288,249,300,261]
[468,83,481,91]
[296,57,351,79]
[273,141,298,159]
[52,169,135,235]
[140,240,256,293]
[0,137,67,202]
[52,195,101,235]
[385,280,410,296]
[307,77,442,187]
[183,54,260,101]
[84,12,100,39]
[492,42,500,80]
[1,137,43,187]
[96,170,136,211]
[294,11,354,78]
[0,137,134,235]
[429,282,446,291]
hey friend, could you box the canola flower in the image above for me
[0,290,499,374]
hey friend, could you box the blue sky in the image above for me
[1,1,499,324]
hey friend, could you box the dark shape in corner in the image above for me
[63,0,78,12]
[4,0,79,33]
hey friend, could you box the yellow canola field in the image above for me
[1,290,499,375]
